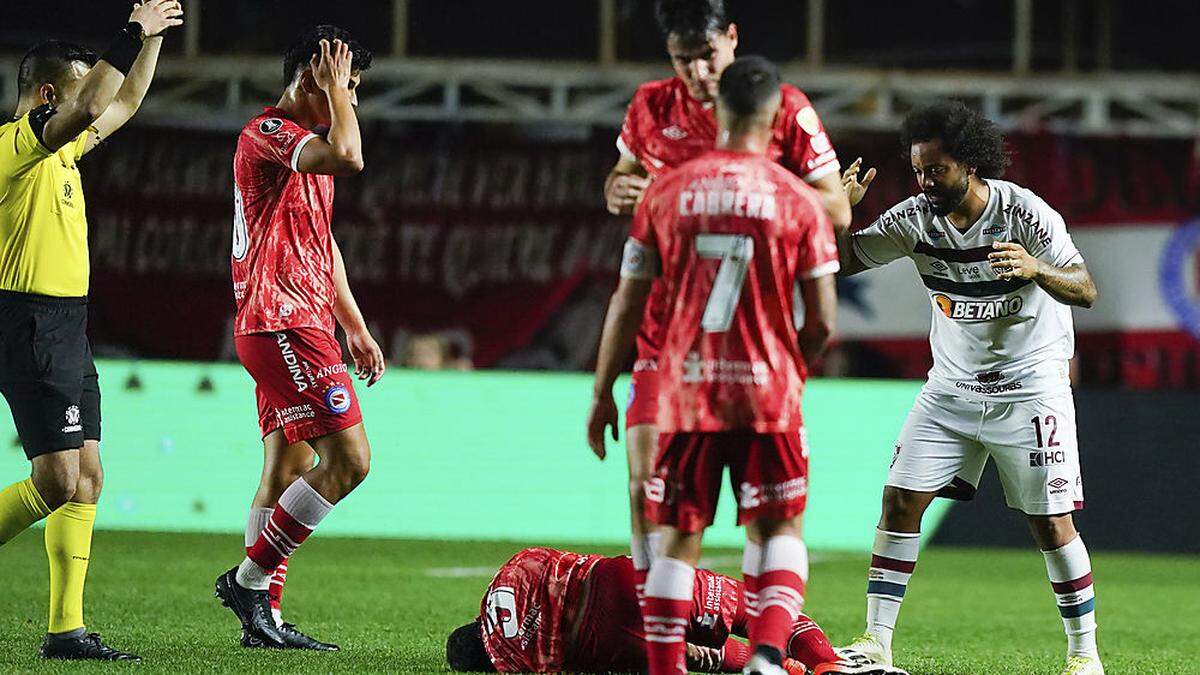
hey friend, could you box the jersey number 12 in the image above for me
[696,234,755,333]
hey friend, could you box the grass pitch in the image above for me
[0,531,1194,674]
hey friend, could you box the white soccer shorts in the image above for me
[886,391,1084,516]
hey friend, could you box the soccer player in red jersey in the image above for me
[213,26,384,651]
[445,547,896,674]
[588,57,840,675]
[598,0,851,599]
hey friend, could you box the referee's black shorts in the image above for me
[0,291,101,460]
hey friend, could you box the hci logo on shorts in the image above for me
[325,386,352,414]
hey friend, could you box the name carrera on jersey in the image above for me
[933,293,1024,321]
[678,186,778,220]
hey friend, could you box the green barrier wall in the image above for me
[0,361,943,550]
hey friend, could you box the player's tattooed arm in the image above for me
[587,275,652,460]
[604,156,651,215]
[332,239,386,385]
[988,242,1098,308]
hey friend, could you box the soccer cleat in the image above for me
[837,633,893,667]
[814,660,911,675]
[744,646,788,675]
[1060,654,1105,675]
[215,567,287,649]
[39,631,141,661]
[252,623,340,651]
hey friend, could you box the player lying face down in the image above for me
[444,547,902,674]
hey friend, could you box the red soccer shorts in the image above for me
[235,327,363,444]
[624,360,659,429]
[645,431,810,533]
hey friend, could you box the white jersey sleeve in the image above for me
[1010,190,1084,268]
[850,201,921,268]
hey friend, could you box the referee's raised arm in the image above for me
[34,0,183,152]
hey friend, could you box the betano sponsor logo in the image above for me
[933,293,1023,321]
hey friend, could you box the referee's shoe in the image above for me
[40,630,140,661]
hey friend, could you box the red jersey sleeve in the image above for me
[617,86,647,164]
[778,86,840,184]
[241,115,319,174]
[796,188,840,279]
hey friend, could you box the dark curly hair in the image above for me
[900,101,1010,178]
[282,25,373,85]
[446,620,494,672]
[655,0,731,42]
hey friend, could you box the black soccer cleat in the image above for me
[39,631,141,661]
[214,567,287,649]
[242,623,340,651]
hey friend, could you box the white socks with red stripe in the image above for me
[641,556,694,675]
[865,528,921,651]
[1043,535,1099,658]
[751,535,809,651]
[237,478,332,591]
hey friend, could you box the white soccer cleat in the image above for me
[743,652,789,675]
[814,659,910,675]
[1060,654,1104,675]
[836,633,893,667]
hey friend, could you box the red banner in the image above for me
[79,124,1200,382]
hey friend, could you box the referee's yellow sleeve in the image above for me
[0,114,54,179]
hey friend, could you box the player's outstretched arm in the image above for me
[41,1,182,152]
[833,157,878,276]
[85,32,168,154]
[797,274,838,364]
[810,171,853,234]
[988,243,1098,308]
[604,156,651,215]
[332,239,385,385]
[296,39,364,176]
[587,276,652,459]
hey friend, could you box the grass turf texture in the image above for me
[0,531,1195,674]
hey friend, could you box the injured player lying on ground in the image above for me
[445,547,906,674]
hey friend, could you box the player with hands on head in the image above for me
[215,25,382,653]
[834,102,1102,675]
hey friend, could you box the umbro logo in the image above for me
[662,126,687,140]
[1048,478,1069,489]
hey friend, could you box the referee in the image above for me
[0,1,182,661]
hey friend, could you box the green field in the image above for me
[0,531,1194,674]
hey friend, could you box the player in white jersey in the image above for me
[833,102,1104,675]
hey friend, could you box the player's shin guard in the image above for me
[787,613,838,669]
[865,528,920,650]
[0,479,52,546]
[752,535,808,652]
[246,506,286,623]
[238,478,331,590]
[44,502,96,634]
[1043,535,1099,658]
[741,540,763,641]
[642,556,694,675]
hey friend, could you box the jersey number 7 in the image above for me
[696,234,755,333]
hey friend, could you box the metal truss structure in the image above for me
[2,56,1198,137]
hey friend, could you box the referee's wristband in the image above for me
[100,22,144,76]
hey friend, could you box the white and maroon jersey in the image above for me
[851,178,1083,402]
[623,150,839,433]
[232,108,335,337]
[617,77,840,364]
[480,547,603,673]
